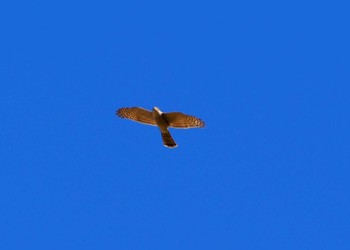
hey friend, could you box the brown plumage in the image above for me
[116,106,205,148]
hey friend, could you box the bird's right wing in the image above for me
[164,112,205,128]
[116,107,157,126]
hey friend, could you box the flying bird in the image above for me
[116,107,205,148]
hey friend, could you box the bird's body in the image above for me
[116,106,205,148]
[151,107,177,147]
[152,107,168,130]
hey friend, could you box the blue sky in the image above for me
[1,1,349,249]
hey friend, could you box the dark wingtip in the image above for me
[197,119,205,128]
[116,108,123,118]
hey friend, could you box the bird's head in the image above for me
[153,107,162,114]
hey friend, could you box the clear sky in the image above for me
[1,1,349,249]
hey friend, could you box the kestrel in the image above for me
[116,107,205,148]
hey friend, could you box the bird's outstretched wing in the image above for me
[164,112,205,128]
[116,107,157,126]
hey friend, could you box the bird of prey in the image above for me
[116,107,205,148]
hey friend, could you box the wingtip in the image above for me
[116,108,126,118]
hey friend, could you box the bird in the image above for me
[116,107,205,148]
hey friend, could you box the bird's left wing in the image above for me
[116,107,157,126]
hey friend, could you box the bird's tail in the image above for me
[161,130,177,148]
